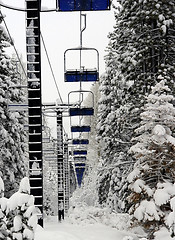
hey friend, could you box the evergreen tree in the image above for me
[127,80,175,238]
[0,15,28,197]
[0,177,38,240]
[97,0,175,211]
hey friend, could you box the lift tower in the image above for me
[26,0,43,226]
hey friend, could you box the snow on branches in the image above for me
[127,80,175,238]
[0,176,38,240]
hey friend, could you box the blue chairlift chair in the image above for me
[75,167,85,187]
[57,0,111,12]
[69,107,94,116]
[75,163,86,168]
[64,47,99,82]
[72,139,89,144]
[73,150,87,155]
[74,156,86,161]
[68,90,94,117]
[71,126,91,132]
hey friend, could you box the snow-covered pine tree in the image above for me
[97,41,122,207]
[0,177,38,240]
[0,14,28,197]
[0,176,8,239]
[97,0,175,212]
[6,177,38,240]
[127,80,175,239]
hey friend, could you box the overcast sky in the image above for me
[0,0,116,137]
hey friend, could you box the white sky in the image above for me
[0,0,116,138]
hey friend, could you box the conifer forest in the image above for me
[1,1,175,239]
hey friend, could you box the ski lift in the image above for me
[75,167,85,187]
[57,0,111,11]
[64,47,99,82]
[72,139,89,145]
[75,163,86,168]
[74,156,86,161]
[71,126,91,132]
[68,90,94,116]
[73,150,87,155]
[70,107,94,116]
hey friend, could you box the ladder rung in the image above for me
[29,142,41,144]
[27,62,40,64]
[29,133,41,135]
[29,159,42,162]
[27,70,40,73]
[28,97,41,99]
[28,78,40,82]
[26,17,38,20]
[29,169,42,171]
[30,178,42,180]
[26,36,39,39]
[27,44,39,47]
[28,89,41,92]
[28,106,41,109]
[29,151,42,153]
[27,53,39,55]
[30,186,42,189]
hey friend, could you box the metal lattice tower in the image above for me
[26,0,43,226]
[64,141,70,213]
[57,111,64,217]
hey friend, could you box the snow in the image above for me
[154,189,170,206]
[14,215,22,231]
[0,176,4,194]
[19,176,30,194]
[34,218,138,240]
[152,124,166,136]
[134,200,161,222]
[7,192,32,211]
[154,182,175,206]
[33,212,175,240]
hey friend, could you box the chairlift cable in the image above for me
[0,2,56,12]
[40,32,63,104]
[1,9,67,138]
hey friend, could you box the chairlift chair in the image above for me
[68,90,94,117]
[57,0,111,11]
[74,156,86,162]
[71,126,91,132]
[75,167,85,187]
[72,139,89,145]
[73,150,87,155]
[64,47,99,82]
[75,163,86,168]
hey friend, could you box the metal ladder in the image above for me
[64,141,70,213]
[57,111,64,219]
[26,0,43,226]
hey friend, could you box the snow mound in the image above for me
[67,204,131,231]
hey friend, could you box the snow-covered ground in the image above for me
[35,217,138,240]
[34,209,174,240]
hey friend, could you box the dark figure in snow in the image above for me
[58,201,64,222]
